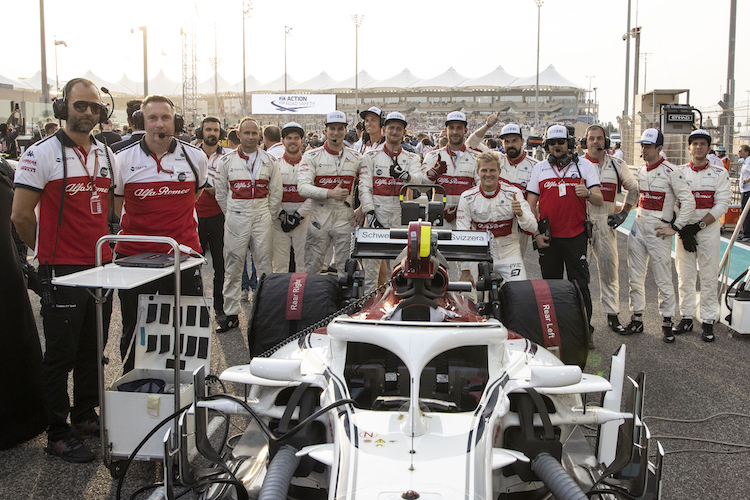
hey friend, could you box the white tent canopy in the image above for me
[410,67,469,90]
[198,74,236,94]
[364,69,421,90]
[148,69,182,96]
[253,74,299,92]
[16,71,55,92]
[291,71,337,92]
[512,65,584,90]
[323,70,378,91]
[458,65,519,89]
[219,75,262,94]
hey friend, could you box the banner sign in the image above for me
[252,94,337,115]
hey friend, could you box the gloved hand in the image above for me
[427,160,448,181]
[444,205,457,223]
[607,210,628,228]
[680,234,698,252]
[680,222,701,239]
[366,210,384,228]
[287,211,303,230]
[277,209,288,223]
[390,162,410,181]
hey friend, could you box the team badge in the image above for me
[100,167,108,177]
[178,172,187,182]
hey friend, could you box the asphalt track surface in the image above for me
[2,230,750,500]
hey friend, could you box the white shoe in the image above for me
[240,289,249,302]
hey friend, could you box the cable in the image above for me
[643,411,750,424]
[650,435,750,449]
[586,489,636,499]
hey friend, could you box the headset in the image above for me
[195,122,227,141]
[580,124,610,150]
[52,78,109,123]
[542,126,575,153]
[361,108,386,127]
[132,96,185,134]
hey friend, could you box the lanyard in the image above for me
[446,144,466,169]
[72,145,99,191]
[150,151,173,174]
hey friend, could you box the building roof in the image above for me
[511,65,584,90]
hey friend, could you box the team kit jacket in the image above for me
[422,145,480,222]
[633,157,693,229]
[214,148,282,217]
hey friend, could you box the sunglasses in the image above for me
[72,101,102,114]
[550,138,568,146]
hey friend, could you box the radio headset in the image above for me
[195,123,227,141]
[579,125,611,150]
[132,96,185,134]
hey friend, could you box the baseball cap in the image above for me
[445,111,467,126]
[281,121,305,138]
[636,128,664,146]
[717,146,726,152]
[325,111,347,125]
[499,123,522,139]
[360,106,383,120]
[688,129,711,146]
[384,111,407,127]
[545,124,569,140]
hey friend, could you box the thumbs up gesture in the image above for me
[575,176,589,198]
[511,192,523,216]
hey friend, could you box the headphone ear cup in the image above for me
[604,137,611,149]
[220,127,227,141]
[174,114,185,135]
[580,137,588,149]
[99,104,108,124]
[133,110,144,130]
[195,127,203,140]
[53,99,67,120]
[568,138,575,151]
[547,154,557,166]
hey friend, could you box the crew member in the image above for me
[298,111,363,277]
[457,151,537,282]
[715,146,730,170]
[624,128,695,343]
[12,78,115,462]
[583,125,639,334]
[263,125,284,157]
[110,100,144,153]
[673,130,731,342]
[272,122,311,273]
[526,124,603,344]
[359,112,423,293]
[215,117,281,332]
[195,116,229,323]
[359,106,385,153]
[114,95,208,367]
[740,145,750,241]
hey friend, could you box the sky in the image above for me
[4,0,749,127]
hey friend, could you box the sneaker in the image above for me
[44,437,95,463]
[216,314,239,333]
[240,289,249,302]
[672,318,693,335]
[622,317,644,335]
[662,318,675,344]
[607,314,626,334]
[71,419,100,438]
[702,322,715,342]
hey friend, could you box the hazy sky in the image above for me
[5,0,749,125]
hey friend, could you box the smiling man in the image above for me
[359,106,385,154]
[456,151,537,283]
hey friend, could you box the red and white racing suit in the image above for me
[675,162,731,322]
[586,153,638,316]
[359,146,423,293]
[456,183,537,281]
[215,148,281,316]
[627,158,695,318]
[298,143,362,277]
[272,153,311,273]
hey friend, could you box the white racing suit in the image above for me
[586,153,638,315]
[215,148,281,316]
[272,154,311,273]
[456,183,537,282]
[298,144,362,277]
[628,158,695,318]
[675,163,731,322]
[422,146,480,282]
[359,147,423,293]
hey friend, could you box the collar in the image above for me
[283,152,301,165]
[447,144,466,157]
[383,146,402,158]
[202,144,224,158]
[237,147,258,161]
[646,156,665,171]
[507,150,526,166]
[56,129,95,149]
[139,136,177,156]
[480,185,501,199]
[324,142,343,156]
[690,160,709,172]
[584,152,601,164]
[366,136,385,147]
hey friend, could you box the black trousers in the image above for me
[39,265,112,441]
[198,212,225,316]
[537,231,593,324]
[118,260,203,373]
[742,192,750,237]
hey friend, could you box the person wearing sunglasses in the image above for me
[526,124,603,347]
[11,77,116,463]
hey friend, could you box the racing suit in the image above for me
[675,162,731,322]
[627,158,695,319]
[586,153,638,315]
[215,148,281,317]
[456,183,537,281]
[272,153,311,273]
[359,146,423,293]
[298,143,362,277]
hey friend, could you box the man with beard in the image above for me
[272,122,311,273]
[359,106,385,154]
[12,78,115,462]
[195,116,229,323]
[582,125,638,334]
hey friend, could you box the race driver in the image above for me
[359,111,423,293]
[457,151,537,283]
[359,106,385,154]
[673,129,731,342]
[215,116,282,333]
[298,111,363,277]
[625,128,695,343]
[272,122,311,273]
[582,125,639,334]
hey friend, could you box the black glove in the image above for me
[390,162,410,181]
[680,222,701,239]
[277,209,288,223]
[607,210,628,228]
[366,210,384,228]
[427,160,448,181]
[279,210,295,232]
[680,234,698,252]
[287,211,303,230]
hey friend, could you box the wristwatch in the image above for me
[698,221,706,230]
